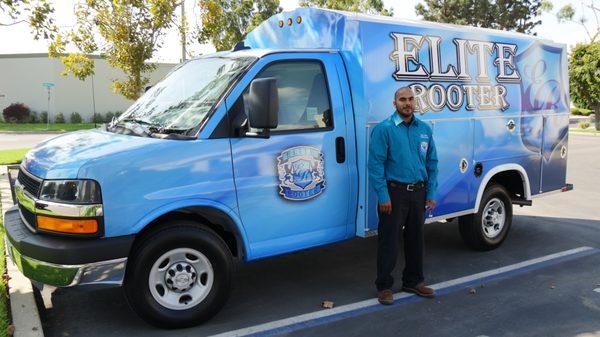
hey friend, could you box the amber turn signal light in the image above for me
[37,215,98,235]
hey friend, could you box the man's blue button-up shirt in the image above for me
[368,112,439,203]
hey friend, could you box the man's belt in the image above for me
[387,180,426,191]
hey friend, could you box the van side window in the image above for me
[229,61,333,134]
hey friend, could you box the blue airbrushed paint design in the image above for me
[248,8,568,233]
[21,8,569,261]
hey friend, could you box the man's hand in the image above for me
[379,201,392,215]
[425,200,436,211]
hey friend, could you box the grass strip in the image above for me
[0,149,29,165]
[0,123,97,132]
[0,198,11,335]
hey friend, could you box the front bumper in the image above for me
[3,206,134,287]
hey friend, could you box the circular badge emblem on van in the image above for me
[277,146,326,201]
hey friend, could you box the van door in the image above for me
[227,53,352,260]
[540,115,569,192]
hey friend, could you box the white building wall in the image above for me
[0,54,176,122]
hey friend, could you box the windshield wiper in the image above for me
[107,118,155,137]
[120,118,157,127]
[110,118,196,140]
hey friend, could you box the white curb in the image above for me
[1,166,44,337]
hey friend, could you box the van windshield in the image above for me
[115,56,255,135]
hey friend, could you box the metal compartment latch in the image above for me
[507,120,516,132]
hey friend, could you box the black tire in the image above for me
[124,220,233,329]
[459,184,513,251]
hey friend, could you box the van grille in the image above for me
[18,168,42,197]
[18,203,37,228]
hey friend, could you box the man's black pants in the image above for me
[375,182,426,291]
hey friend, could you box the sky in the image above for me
[0,0,595,64]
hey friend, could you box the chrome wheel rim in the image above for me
[482,198,506,239]
[149,248,214,310]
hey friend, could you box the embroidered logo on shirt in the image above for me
[420,134,429,139]
[420,141,429,154]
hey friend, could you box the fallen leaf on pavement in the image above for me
[321,301,335,309]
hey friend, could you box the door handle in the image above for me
[335,137,345,163]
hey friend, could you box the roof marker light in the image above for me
[296,16,302,24]
[278,20,284,28]
[287,18,293,26]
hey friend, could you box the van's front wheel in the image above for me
[459,184,513,251]
[124,221,233,329]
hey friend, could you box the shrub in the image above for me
[70,112,83,124]
[580,108,593,116]
[579,120,590,129]
[2,102,31,123]
[39,111,48,123]
[54,112,65,123]
[105,111,115,122]
[570,107,581,115]
[92,113,105,123]
[29,111,39,123]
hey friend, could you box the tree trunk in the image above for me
[595,103,600,131]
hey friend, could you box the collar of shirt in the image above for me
[391,112,418,127]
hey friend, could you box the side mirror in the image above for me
[246,77,278,138]
[144,85,153,92]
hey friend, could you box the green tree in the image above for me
[569,42,600,130]
[299,0,393,15]
[48,0,180,100]
[415,0,547,34]
[198,0,281,51]
[0,0,56,39]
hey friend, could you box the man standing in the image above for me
[368,86,438,305]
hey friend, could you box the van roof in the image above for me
[244,7,561,51]
[196,48,340,59]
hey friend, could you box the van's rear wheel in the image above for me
[459,184,513,251]
[124,221,233,329]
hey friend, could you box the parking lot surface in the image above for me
[34,134,600,337]
[0,133,58,150]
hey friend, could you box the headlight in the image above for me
[39,180,102,204]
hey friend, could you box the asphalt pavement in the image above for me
[27,133,600,337]
[0,133,59,151]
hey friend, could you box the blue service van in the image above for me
[3,8,571,328]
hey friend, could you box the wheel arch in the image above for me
[474,164,531,211]
[131,200,249,260]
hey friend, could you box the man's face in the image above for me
[393,89,416,118]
